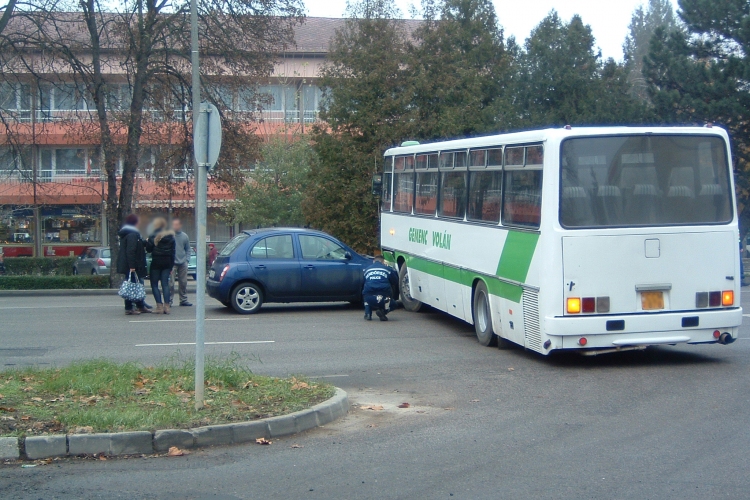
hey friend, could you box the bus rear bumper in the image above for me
[544,308,742,350]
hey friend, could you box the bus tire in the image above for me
[398,264,422,312]
[473,281,497,347]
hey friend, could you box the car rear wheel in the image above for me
[398,263,422,312]
[473,281,498,347]
[230,283,263,314]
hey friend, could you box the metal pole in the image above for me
[191,0,206,410]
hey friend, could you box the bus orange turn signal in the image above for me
[722,290,734,306]
[567,297,581,314]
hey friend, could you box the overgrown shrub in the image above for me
[0,275,109,290]
[3,257,77,276]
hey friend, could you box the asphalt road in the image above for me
[2,292,750,499]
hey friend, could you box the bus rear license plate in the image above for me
[641,291,664,310]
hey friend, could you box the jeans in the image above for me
[171,262,188,304]
[150,267,171,305]
[123,275,146,311]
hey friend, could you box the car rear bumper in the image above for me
[206,279,223,300]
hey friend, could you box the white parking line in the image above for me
[135,341,275,347]
[129,318,247,323]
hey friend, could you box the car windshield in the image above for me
[220,233,249,256]
[560,135,733,228]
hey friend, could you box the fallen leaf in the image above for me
[134,381,144,389]
[167,446,185,457]
[242,380,254,389]
[290,444,303,449]
[397,403,410,409]
[20,415,31,421]
[291,382,310,390]
[98,455,107,461]
[507,367,515,371]
[470,399,480,403]
[207,386,220,392]
[360,405,384,411]
[74,426,94,434]
[416,410,426,414]
[255,438,272,445]
[0,393,4,399]
[1,416,15,421]
[22,386,33,392]
[134,389,151,396]
[30,397,43,402]
[0,406,16,412]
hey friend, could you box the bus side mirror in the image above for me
[372,173,383,196]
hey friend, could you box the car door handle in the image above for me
[304,265,315,269]
[254,265,266,269]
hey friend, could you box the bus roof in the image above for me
[383,125,729,156]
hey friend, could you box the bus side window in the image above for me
[382,156,393,211]
[503,170,542,227]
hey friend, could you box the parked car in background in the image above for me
[207,228,372,314]
[73,247,111,275]
[188,247,197,280]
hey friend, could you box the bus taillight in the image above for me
[567,298,581,314]
[722,290,734,306]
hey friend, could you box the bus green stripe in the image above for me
[397,253,525,303]
[496,231,539,283]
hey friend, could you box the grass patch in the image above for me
[0,355,333,437]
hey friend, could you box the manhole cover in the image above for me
[0,348,48,357]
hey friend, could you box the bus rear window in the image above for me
[560,135,733,228]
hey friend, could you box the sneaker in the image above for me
[180,301,193,307]
[375,309,388,321]
[364,313,372,321]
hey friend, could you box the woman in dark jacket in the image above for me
[117,213,151,315]
[145,217,176,314]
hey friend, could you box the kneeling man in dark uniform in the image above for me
[363,255,399,321]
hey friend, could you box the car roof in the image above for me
[242,227,332,237]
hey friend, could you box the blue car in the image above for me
[207,228,372,314]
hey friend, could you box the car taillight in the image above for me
[219,265,229,282]
[97,258,105,266]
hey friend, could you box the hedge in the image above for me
[0,275,110,290]
[3,257,77,276]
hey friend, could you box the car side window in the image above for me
[87,249,97,258]
[250,235,294,259]
[299,235,348,260]
[101,249,110,259]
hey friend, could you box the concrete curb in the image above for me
[2,388,347,461]
[0,285,198,297]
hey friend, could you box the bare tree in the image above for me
[1,0,303,283]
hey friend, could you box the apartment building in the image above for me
[0,17,342,258]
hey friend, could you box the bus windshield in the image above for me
[560,135,733,228]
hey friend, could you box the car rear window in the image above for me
[101,249,110,258]
[220,233,250,256]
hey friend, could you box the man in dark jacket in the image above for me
[362,255,399,321]
[117,214,152,315]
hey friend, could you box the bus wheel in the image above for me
[473,282,498,347]
[398,264,422,312]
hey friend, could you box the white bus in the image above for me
[378,126,742,355]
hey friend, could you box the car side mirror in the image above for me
[344,251,352,260]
